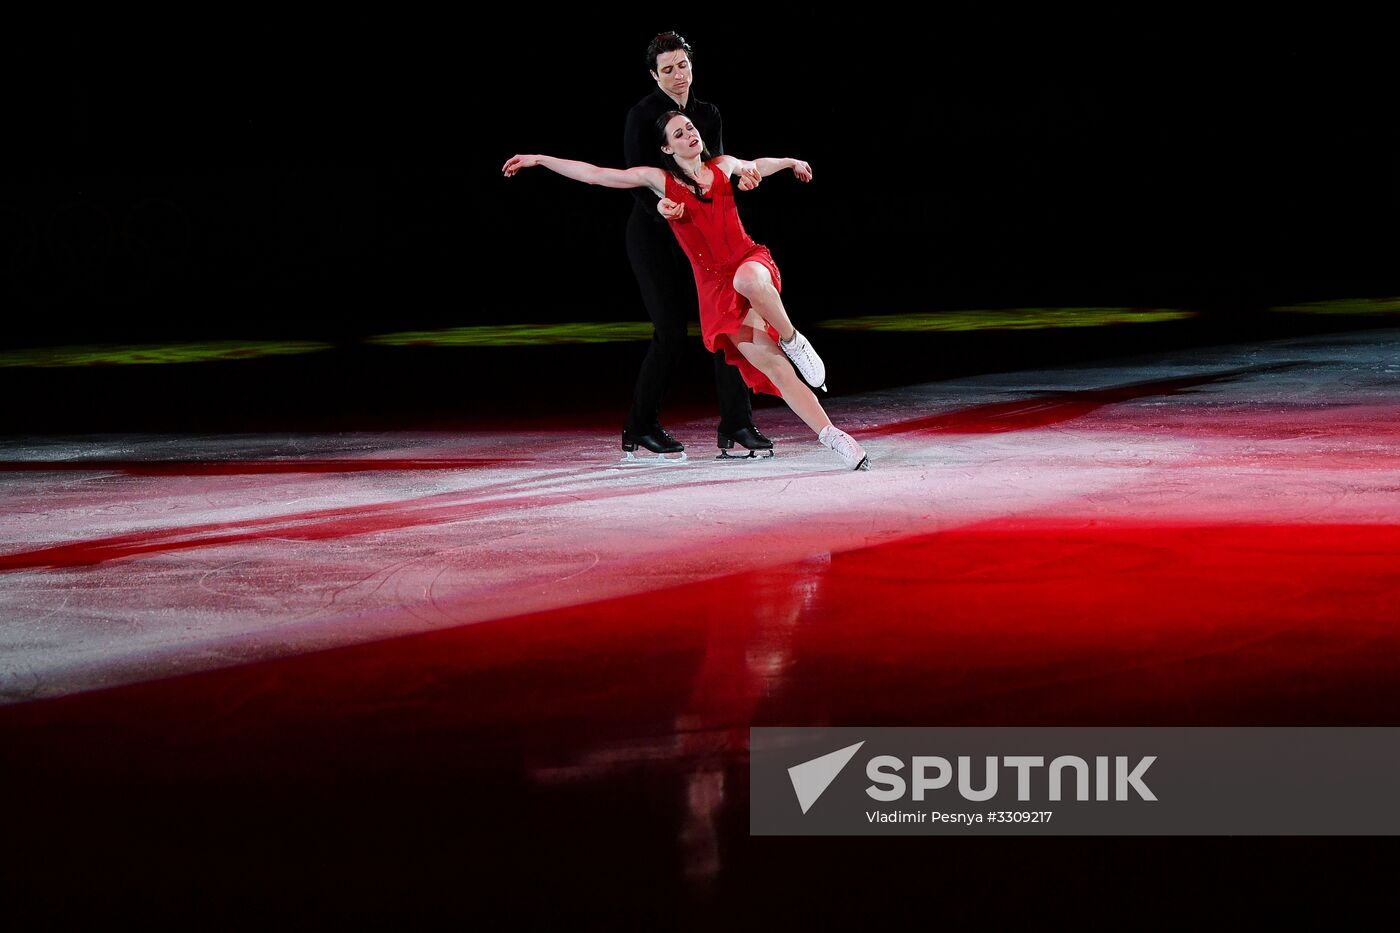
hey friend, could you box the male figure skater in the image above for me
[621,30,774,462]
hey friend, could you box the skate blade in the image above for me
[619,450,688,466]
[855,455,870,471]
[715,448,775,462]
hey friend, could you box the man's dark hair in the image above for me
[646,31,693,73]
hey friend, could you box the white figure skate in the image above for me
[819,425,869,471]
[779,329,827,392]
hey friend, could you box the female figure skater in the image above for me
[502,111,869,471]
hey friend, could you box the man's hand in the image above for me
[657,197,685,221]
[791,160,813,182]
[737,163,763,191]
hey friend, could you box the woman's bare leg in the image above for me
[730,311,869,469]
[731,310,831,435]
[732,262,796,342]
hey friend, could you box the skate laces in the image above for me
[781,330,826,390]
[820,426,860,454]
[781,330,809,356]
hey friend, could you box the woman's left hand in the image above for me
[657,198,685,220]
[791,160,813,182]
[502,154,540,176]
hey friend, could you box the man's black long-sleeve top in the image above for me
[624,86,723,226]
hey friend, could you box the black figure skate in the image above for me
[620,424,688,466]
[715,426,775,461]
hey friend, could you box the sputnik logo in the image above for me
[788,741,865,814]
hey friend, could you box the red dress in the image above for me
[663,161,785,397]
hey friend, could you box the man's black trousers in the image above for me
[624,210,754,436]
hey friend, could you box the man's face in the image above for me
[651,50,692,99]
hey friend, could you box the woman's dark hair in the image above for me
[646,31,692,73]
[655,110,712,201]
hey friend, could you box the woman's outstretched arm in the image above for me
[502,155,666,196]
[713,155,813,183]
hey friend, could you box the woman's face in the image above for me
[661,115,704,159]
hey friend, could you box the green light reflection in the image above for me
[819,307,1197,333]
[0,340,335,369]
[1269,298,1400,316]
[2,306,1214,368]
[366,322,701,347]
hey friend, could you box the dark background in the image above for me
[4,18,1399,924]
[3,16,1397,427]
